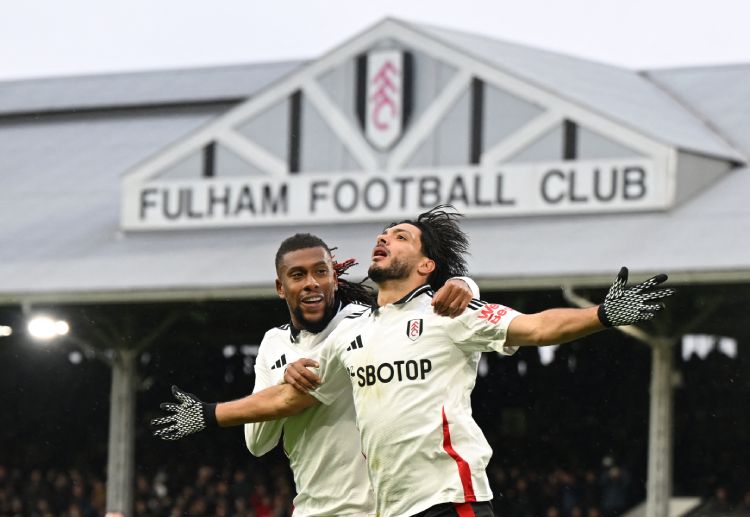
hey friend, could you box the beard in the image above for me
[368,257,411,284]
[291,298,337,333]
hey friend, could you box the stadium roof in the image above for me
[644,63,750,159]
[1,18,749,304]
[413,21,745,163]
[0,60,304,116]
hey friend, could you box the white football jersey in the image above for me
[245,302,375,517]
[312,286,521,517]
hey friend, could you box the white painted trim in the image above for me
[122,23,398,183]
[388,21,676,161]
[481,110,564,165]
[216,129,287,177]
[387,23,551,107]
[302,80,379,171]
[122,18,678,192]
[386,70,472,172]
[290,20,407,92]
[124,84,297,184]
[123,127,214,184]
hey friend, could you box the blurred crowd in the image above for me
[3,458,750,517]
[489,462,629,517]
[0,463,293,517]
[2,459,748,517]
[0,465,105,517]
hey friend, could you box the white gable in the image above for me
[120,19,697,231]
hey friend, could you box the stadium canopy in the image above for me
[1,17,749,517]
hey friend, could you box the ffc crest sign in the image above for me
[406,319,423,341]
[357,49,413,150]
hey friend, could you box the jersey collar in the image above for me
[371,284,432,312]
[395,284,432,304]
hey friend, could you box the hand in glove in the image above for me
[598,267,675,327]
[151,385,217,441]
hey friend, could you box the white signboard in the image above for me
[121,159,670,230]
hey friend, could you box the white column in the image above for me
[106,350,136,516]
[645,338,674,517]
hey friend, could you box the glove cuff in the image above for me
[202,402,218,428]
[597,304,613,328]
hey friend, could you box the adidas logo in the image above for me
[346,335,364,351]
[270,354,287,370]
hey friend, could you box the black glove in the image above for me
[597,267,675,327]
[151,385,217,441]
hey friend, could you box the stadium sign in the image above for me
[120,20,678,231]
[121,158,666,230]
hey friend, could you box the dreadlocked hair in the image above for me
[275,233,375,306]
[332,257,376,306]
[391,204,469,291]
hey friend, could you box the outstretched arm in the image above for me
[507,267,674,347]
[507,306,603,347]
[152,384,318,441]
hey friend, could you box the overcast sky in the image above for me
[2,0,750,81]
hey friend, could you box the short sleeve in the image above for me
[251,349,277,393]
[308,333,351,406]
[244,340,284,455]
[444,302,522,355]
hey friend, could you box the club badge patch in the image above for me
[406,319,423,341]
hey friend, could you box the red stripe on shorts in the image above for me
[441,406,476,502]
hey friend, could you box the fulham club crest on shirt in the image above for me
[406,319,423,341]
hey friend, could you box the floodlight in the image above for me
[27,316,70,340]
[0,325,11,337]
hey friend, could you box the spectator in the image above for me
[733,489,750,516]
[600,458,630,516]
[700,486,734,514]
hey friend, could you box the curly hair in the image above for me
[275,233,375,306]
[387,204,469,291]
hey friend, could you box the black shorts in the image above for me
[411,501,493,517]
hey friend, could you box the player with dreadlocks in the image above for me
[153,231,479,517]
[154,206,674,517]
